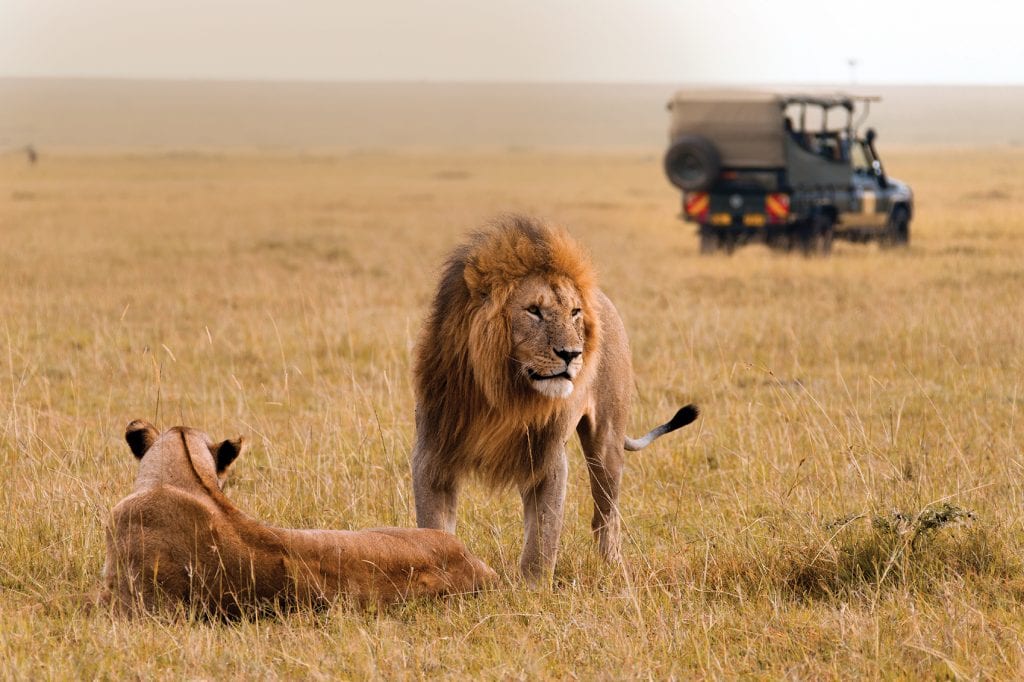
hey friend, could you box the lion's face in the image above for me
[508,275,586,399]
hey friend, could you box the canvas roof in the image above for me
[666,89,881,167]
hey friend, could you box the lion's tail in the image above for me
[624,404,699,452]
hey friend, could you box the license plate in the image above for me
[710,213,732,226]
[743,213,766,227]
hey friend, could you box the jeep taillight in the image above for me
[766,193,790,223]
[685,192,709,221]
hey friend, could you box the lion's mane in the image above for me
[413,215,602,488]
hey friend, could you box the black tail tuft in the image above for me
[668,404,699,431]
[624,403,699,452]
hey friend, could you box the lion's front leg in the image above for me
[518,449,568,586]
[412,441,459,534]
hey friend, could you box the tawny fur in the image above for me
[412,215,696,583]
[102,420,496,618]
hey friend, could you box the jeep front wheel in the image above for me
[884,206,911,247]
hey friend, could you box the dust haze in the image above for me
[2,79,1023,151]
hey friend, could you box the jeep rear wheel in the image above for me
[699,225,720,255]
[817,214,835,255]
[798,214,834,256]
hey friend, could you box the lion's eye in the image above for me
[571,308,582,319]
[526,305,543,320]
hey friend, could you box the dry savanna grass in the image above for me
[2,147,1024,678]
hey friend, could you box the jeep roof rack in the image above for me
[779,94,881,110]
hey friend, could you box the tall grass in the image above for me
[2,148,1023,677]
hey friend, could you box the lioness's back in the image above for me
[106,486,291,615]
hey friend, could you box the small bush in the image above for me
[784,504,1015,599]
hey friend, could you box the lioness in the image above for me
[412,215,698,583]
[102,420,496,617]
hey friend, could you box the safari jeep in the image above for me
[664,91,913,254]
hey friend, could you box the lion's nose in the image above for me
[554,348,582,364]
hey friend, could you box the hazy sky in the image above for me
[2,0,1021,84]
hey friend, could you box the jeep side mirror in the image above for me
[871,160,888,188]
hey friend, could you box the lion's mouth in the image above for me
[528,370,573,382]
[527,369,576,399]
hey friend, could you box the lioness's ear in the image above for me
[125,419,159,459]
[211,436,247,474]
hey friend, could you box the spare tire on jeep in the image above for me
[664,135,721,191]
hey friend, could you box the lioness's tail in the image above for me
[624,404,699,452]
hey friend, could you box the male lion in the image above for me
[102,420,496,617]
[412,215,698,583]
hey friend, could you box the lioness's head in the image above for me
[125,420,247,490]
[448,216,601,404]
